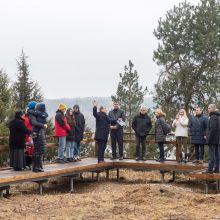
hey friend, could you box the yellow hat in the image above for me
[59,103,67,110]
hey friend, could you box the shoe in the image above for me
[57,158,66,164]
[192,159,199,163]
[119,157,123,160]
[14,167,22,171]
[72,157,77,162]
[136,157,140,161]
[156,158,164,163]
[98,160,105,163]
[214,169,219,173]
[142,157,147,161]
[77,157,82,161]
[110,157,116,160]
[202,170,213,174]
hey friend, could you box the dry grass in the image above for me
[0,170,220,220]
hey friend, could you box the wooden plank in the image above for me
[188,170,220,181]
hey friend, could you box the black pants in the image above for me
[110,129,123,158]
[208,144,220,172]
[97,140,107,162]
[136,136,146,158]
[158,142,164,160]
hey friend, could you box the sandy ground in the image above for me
[0,170,220,220]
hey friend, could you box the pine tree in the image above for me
[153,0,220,118]
[13,50,43,110]
[0,69,12,124]
[111,60,148,133]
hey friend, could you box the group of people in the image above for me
[93,101,219,173]
[8,98,220,174]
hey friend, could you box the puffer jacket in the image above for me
[189,114,208,144]
[207,111,220,145]
[155,116,167,142]
[55,110,70,136]
[132,113,152,137]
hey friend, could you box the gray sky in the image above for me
[0,0,200,99]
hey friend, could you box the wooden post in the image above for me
[160,171,165,183]
[106,169,109,180]
[117,168,120,181]
[96,172,100,181]
[70,177,74,193]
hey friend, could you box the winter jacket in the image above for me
[73,111,85,141]
[155,116,167,142]
[9,118,31,150]
[55,110,70,137]
[93,106,110,141]
[28,110,47,156]
[189,114,208,144]
[108,108,126,129]
[172,116,189,137]
[132,113,152,137]
[65,111,76,141]
[207,111,220,145]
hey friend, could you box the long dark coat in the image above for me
[207,111,220,145]
[73,111,85,141]
[155,116,167,142]
[189,114,208,144]
[9,118,31,149]
[93,107,110,141]
[28,110,47,156]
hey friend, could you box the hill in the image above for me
[44,97,154,129]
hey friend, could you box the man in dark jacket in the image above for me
[108,101,125,160]
[73,104,85,161]
[9,111,31,171]
[92,100,110,163]
[204,104,220,173]
[189,107,208,164]
[132,106,152,161]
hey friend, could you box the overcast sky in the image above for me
[0,0,200,99]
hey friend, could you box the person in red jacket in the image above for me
[55,103,70,163]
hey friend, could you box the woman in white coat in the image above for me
[172,109,189,163]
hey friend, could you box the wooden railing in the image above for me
[0,132,196,161]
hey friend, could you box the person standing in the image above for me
[73,105,85,161]
[155,109,168,162]
[65,108,77,162]
[9,111,31,171]
[189,107,208,164]
[92,100,110,163]
[28,102,48,172]
[172,109,189,163]
[132,106,152,161]
[55,103,70,163]
[204,104,220,173]
[108,101,125,160]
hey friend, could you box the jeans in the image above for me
[110,129,123,158]
[158,142,164,160]
[74,141,81,157]
[208,144,220,172]
[66,141,76,158]
[58,136,66,159]
[136,136,146,158]
[97,141,107,162]
[195,144,204,160]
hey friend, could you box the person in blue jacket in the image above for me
[189,107,208,164]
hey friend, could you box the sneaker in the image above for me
[72,157,78,162]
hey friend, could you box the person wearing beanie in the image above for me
[73,104,85,161]
[55,103,70,163]
[27,101,37,110]
[27,102,48,172]
[9,110,31,171]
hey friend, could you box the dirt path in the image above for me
[0,170,220,220]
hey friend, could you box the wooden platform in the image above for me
[0,158,208,196]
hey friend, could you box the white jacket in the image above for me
[172,116,189,137]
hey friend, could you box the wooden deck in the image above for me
[0,158,210,196]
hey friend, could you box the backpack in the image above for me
[159,118,171,135]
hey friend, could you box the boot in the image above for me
[38,156,44,172]
[32,156,44,172]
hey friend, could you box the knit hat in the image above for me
[73,104,79,110]
[59,103,67,110]
[27,101,37,110]
[36,103,46,112]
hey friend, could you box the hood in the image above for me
[36,103,46,112]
